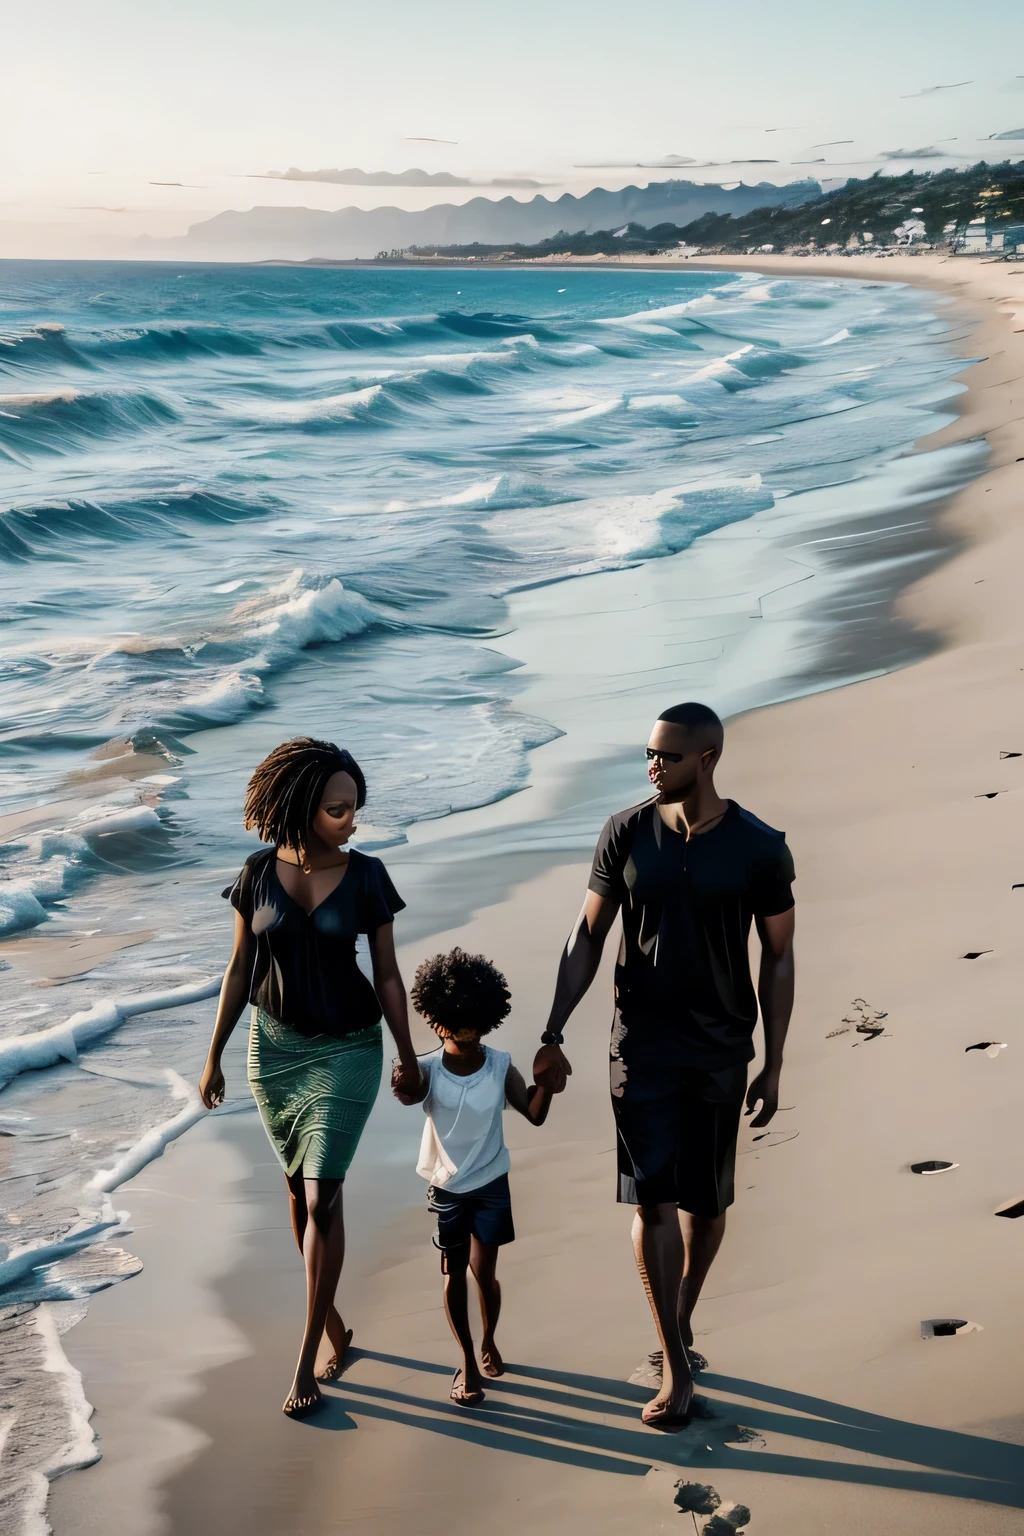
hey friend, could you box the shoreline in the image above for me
[45,252,1024,1533]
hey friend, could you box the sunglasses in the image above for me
[646,747,685,764]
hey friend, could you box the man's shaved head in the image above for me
[656,702,724,757]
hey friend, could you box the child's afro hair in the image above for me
[411,946,511,1037]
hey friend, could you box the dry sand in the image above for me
[50,254,1024,1533]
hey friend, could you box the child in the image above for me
[392,946,551,1407]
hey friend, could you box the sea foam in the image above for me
[0,977,221,1090]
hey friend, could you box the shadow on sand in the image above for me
[312,1349,1024,1509]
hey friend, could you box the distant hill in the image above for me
[400,163,1024,263]
[140,178,822,263]
[673,162,1024,252]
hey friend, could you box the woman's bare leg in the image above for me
[285,1171,349,1379]
[284,1177,346,1414]
[469,1238,503,1376]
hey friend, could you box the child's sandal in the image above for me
[450,1369,485,1408]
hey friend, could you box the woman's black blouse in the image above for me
[224,847,405,1040]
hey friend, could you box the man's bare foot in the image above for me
[450,1366,485,1407]
[316,1308,353,1383]
[641,1373,694,1429]
[480,1336,504,1377]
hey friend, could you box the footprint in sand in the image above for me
[961,950,993,960]
[921,1318,983,1338]
[674,1483,721,1516]
[705,1513,752,1536]
[830,997,888,1043]
[965,1041,1007,1057]
[975,792,1005,799]
[994,1195,1024,1218]
[673,1484,751,1532]
[1000,751,1022,760]
[910,1160,959,1175]
[630,1347,709,1386]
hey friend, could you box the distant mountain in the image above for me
[140,178,822,262]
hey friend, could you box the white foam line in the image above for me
[0,1214,126,1291]
[0,1076,241,1297]
[87,1093,208,1194]
[0,976,221,1091]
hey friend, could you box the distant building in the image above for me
[955,219,1004,253]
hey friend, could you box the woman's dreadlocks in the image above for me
[243,737,366,861]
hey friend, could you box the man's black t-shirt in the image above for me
[588,798,794,1070]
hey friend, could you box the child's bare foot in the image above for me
[450,1365,485,1407]
[480,1336,504,1377]
[316,1307,353,1383]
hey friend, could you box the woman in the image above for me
[199,737,420,1419]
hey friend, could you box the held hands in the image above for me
[744,1066,780,1128]
[532,1042,572,1094]
[198,1061,225,1110]
[391,1056,423,1105]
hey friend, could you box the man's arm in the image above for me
[532,889,620,1092]
[744,906,795,1128]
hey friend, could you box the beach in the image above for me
[29,249,1024,1534]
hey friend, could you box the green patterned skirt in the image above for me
[247,1007,383,1179]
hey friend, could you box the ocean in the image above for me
[0,259,985,1530]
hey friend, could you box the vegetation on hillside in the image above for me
[390,161,1024,260]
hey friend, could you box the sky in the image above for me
[3,0,1023,258]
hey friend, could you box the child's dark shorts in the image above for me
[427,1172,515,1251]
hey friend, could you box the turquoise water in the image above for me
[0,261,980,932]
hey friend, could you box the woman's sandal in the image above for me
[450,1369,485,1408]
[283,1389,324,1420]
[316,1327,354,1383]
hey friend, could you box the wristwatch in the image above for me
[540,1030,564,1046]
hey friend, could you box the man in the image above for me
[533,702,795,1428]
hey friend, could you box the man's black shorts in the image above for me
[427,1172,515,1251]
[612,1057,747,1216]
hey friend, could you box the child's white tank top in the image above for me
[416,1045,511,1192]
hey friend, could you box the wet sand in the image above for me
[49,253,1024,1532]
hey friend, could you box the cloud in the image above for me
[880,145,964,159]
[900,80,972,98]
[572,155,778,169]
[250,166,543,188]
[573,156,696,168]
